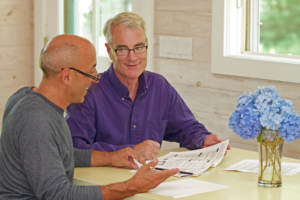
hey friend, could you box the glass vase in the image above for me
[257,128,283,188]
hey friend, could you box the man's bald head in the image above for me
[40,34,95,77]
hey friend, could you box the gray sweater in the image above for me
[0,87,102,199]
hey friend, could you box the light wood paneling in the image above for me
[0,0,33,131]
[0,46,32,70]
[156,0,211,13]
[0,0,32,26]
[155,11,211,37]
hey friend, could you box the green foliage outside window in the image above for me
[260,0,300,56]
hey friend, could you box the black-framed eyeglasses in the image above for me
[68,67,100,81]
[113,44,148,57]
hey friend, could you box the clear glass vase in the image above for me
[257,128,283,188]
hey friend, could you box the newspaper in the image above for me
[156,139,229,177]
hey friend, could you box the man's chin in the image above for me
[126,70,143,79]
[76,95,86,103]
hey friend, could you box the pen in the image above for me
[155,167,193,175]
[133,158,142,168]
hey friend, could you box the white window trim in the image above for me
[211,0,300,84]
[132,0,154,72]
[34,0,64,86]
[34,0,154,86]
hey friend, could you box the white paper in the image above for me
[150,178,229,198]
[156,139,229,176]
[224,160,300,176]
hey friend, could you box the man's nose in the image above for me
[127,49,138,60]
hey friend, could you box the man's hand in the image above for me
[133,140,160,160]
[91,147,145,169]
[125,160,179,193]
[101,161,179,200]
[110,147,145,169]
[203,134,230,149]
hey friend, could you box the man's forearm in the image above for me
[100,180,138,200]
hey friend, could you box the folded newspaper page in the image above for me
[156,139,229,177]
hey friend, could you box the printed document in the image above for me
[224,159,300,176]
[156,139,229,176]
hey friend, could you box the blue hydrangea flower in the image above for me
[279,114,300,143]
[229,86,300,143]
[236,93,256,110]
[229,107,261,139]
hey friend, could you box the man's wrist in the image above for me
[101,180,138,200]
[91,150,111,166]
[123,179,139,195]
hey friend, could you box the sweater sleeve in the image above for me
[19,113,102,200]
[74,148,92,167]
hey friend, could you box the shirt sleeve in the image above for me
[163,83,211,149]
[19,114,102,200]
[66,91,133,152]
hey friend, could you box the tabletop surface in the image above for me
[74,147,300,200]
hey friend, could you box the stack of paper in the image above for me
[156,139,229,176]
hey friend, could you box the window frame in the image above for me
[211,0,300,84]
[34,0,64,86]
[34,0,154,85]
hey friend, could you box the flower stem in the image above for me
[258,129,283,187]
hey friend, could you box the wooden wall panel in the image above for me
[155,11,211,37]
[0,0,33,131]
[156,0,211,13]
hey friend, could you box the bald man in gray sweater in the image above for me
[0,34,178,200]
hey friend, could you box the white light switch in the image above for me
[159,36,193,60]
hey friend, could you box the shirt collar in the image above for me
[107,64,148,98]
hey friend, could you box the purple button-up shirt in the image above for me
[66,66,211,151]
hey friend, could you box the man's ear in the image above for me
[61,68,72,85]
[105,43,114,61]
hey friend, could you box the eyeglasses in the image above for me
[68,67,100,81]
[113,44,148,57]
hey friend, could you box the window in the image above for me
[34,0,153,85]
[246,0,300,57]
[65,0,132,72]
[211,0,300,83]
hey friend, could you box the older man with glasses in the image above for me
[66,12,227,161]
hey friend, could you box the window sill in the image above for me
[211,53,300,83]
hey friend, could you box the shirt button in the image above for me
[121,97,125,101]
[132,124,136,128]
